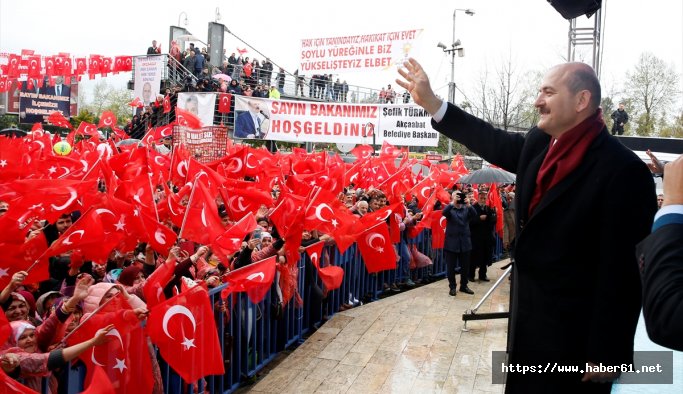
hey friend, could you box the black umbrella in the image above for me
[0,127,27,138]
[458,167,515,184]
[115,139,142,147]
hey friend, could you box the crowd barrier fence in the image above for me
[42,230,504,394]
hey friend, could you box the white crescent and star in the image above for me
[154,229,167,245]
[161,305,197,350]
[247,272,265,281]
[61,229,84,246]
[366,232,386,253]
[50,188,77,211]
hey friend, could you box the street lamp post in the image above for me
[439,8,474,157]
[177,11,188,27]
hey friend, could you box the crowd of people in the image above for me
[0,113,521,392]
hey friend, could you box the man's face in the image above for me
[657,194,664,208]
[248,101,260,114]
[186,99,198,115]
[534,66,580,137]
[142,83,152,102]
[55,216,72,233]
[0,201,8,216]
[358,203,368,215]
[478,194,487,205]
[369,199,380,211]
[152,40,157,47]
[619,104,625,111]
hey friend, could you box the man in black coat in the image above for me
[610,103,629,135]
[639,154,683,351]
[397,59,656,392]
[443,190,477,296]
[469,191,497,281]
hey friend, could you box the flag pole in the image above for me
[60,290,123,345]
[177,174,199,240]
[147,172,161,222]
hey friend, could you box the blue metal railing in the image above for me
[42,229,504,393]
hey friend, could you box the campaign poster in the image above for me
[133,56,164,107]
[177,92,216,128]
[299,28,423,73]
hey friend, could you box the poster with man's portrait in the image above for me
[177,92,216,128]
[233,96,271,139]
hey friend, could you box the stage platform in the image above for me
[247,259,511,393]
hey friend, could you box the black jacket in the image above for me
[637,222,683,351]
[433,103,656,391]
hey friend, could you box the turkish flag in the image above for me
[100,57,112,76]
[88,55,101,77]
[379,140,400,158]
[220,186,273,222]
[44,207,125,263]
[76,121,100,139]
[138,211,177,255]
[27,55,41,78]
[61,56,73,76]
[214,212,258,256]
[9,179,96,223]
[128,97,143,108]
[430,210,446,249]
[75,57,87,75]
[0,232,50,289]
[169,145,191,185]
[486,183,504,238]
[163,95,171,113]
[67,292,154,394]
[237,47,248,56]
[351,144,374,160]
[221,255,276,304]
[143,260,175,308]
[407,176,436,206]
[304,241,343,290]
[357,222,397,273]
[0,368,36,393]
[218,93,232,113]
[98,111,117,129]
[0,309,10,345]
[147,285,224,383]
[6,54,21,78]
[175,107,203,129]
[0,76,9,93]
[45,56,56,77]
[304,187,360,253]
[81,366,115,394]
[179,179,224,245]
[47,111,72,129]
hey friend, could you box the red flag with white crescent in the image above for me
[218,93,232,113]
[175,107,203,129]
[357,222,397,273]
[147,284,224,383]
[221,255,276,304]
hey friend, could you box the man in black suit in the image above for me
[443,190,477,296]
[639,154,683,351]
[469,191,497,282]
[44,76,71,98]
[397,59,656,392]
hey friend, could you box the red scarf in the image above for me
[528,109,604,215]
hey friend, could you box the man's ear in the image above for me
[576,90,592,112]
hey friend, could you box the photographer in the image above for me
[442,190,477,296]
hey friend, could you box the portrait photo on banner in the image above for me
[233,96,271,140]
[177,92,217,128]
[133,55,164,107]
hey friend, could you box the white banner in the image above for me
[133,56,163,107]
[299,28,423,73]
[177,92,216,128]
[232,96,438,147]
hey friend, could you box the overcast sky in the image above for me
[1,0,681,106]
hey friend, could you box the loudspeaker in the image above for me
[548,0,601,19]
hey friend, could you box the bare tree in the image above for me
[624,52,679,136]
[466,52,540,131]
[81,80,132,125]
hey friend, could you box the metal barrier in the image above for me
[42,228,506,393]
